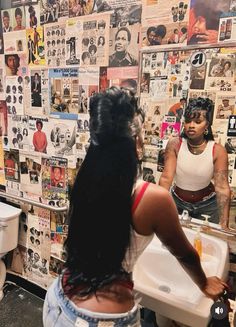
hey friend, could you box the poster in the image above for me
[49,68,79,120]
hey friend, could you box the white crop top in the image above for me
[122,229,154,273]
[175,138,215,191]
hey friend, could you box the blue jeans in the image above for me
[171,188,219,224]
[43,276,141,327]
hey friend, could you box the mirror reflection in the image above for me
[158,97,235,232]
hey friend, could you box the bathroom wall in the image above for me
[0,0,235,288]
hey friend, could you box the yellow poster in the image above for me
[26,26,45,66]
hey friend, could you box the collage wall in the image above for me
[0,0,236,288]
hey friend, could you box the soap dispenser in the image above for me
[194,228,202,259]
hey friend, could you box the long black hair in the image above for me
[182,97,214,141]
[64,87,139,295]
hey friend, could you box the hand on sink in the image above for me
[201,276,229,301]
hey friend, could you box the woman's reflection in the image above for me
[159,97,231,230]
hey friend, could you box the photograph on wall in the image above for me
[106,66,139,92]
[26,26,45,65]
[207,56,235,78]
[41,156,68,207]
[51,211,68,234]
[80,13,110,67]
[0,101,8,136]
[218,15,236,43]
[141,0,189,47]
[28,116,50,154]
[5,75,24,115]
[141,51,166,75]
[5,52,28,76]
[189,64,207,90]
[212,120,228,145]
[3,30,26,54]
[78,67,99,113]
[25,3,40,28]
[4,149,20,182]
[1,8,13,33]
[19,153,42,195]
[50,232,67,261]
[168,75,185,98]
[18,210,28,247]
[47,118,77,168]
[49,68,79,120]
[76,113,90,157]
[167,97,187,122]
[142,99,168,146]
[214,93,236,120]
[109,24,139,67]
[68,0,95,17]
[8,115,29,150]
[142,22,188,48]
[143,145,158,163]
[143,161,157,184]
[10,245,27,276]
[160,120,181,140]
[26,213,49,288]
[40,0,61,25]
[142,0,188,24]
[0,15,4,54]
[11,6,26,31]
[187,0,231,45]
[45,22,66,67]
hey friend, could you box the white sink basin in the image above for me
[133,227,229,327]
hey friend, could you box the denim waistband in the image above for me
[54,276,140,324]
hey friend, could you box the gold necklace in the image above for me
[187,139,206,148]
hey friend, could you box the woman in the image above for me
[43,89,227,327]
[159,97,230,229]
[223,61,232,77]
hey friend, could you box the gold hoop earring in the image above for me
[204,129,208,135]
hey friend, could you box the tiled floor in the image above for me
[0,282,44,327]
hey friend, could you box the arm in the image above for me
[135,184,227,299]
[159,137,178,190]
[213,144,231,229]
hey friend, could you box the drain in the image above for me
[158,285,171,293]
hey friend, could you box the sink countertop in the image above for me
[182,223,236,255]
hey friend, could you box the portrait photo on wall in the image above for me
[188,0,231,45]
[214,93,236,120]
[4,149,20,182]
[31,70,42,108]
[109,25,139,67]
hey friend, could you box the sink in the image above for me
[133,227,229,327]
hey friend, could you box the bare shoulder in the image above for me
[166,136,181,149]
[133,182,179,234]
[213,143,228,158]
[140,183,174,211]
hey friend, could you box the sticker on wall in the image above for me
[190,51,206,68]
